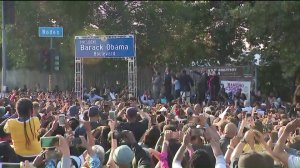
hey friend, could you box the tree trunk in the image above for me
[293,66,300,104]
[293,85,300,104]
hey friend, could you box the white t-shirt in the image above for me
[288,155,300,168]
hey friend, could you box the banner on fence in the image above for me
[221,80,251,100]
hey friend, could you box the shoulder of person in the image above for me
[6,118,18,125]
[139,118,149,123]
[31,116,40,120]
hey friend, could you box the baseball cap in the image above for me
[113,145,134,166]
[126,107,138,118]
[75,125,86,137]
[88,106,100,117]
[92,145,105,163]
[68,105,79,117]
[57,155,81,168]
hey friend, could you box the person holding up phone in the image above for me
[88,106,102,130]
[159,130,172,168]
[32,135,72,168]
[117,107,149,142]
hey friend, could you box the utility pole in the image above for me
[2,1,7,93]
[254,64,258,93]
[39,26,63,92]
[49,38,53,92]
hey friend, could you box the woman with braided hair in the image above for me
[2,98,42,162]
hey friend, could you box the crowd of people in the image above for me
[0,79,299,168]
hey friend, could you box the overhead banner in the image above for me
[221,80,251,100]
[75,35,135,58]
[190,66,252,78]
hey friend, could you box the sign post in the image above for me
[38,27,63,91]
[2,1,7,93]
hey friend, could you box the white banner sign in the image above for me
[221,81,251,100]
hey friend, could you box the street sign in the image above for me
[39,27,63,37]
[75,35,135,58]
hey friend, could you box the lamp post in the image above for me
[2,1,7,93]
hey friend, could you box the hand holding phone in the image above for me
[109,111,116,120]
[0,163,21,168]
[41,136,59,148]
[58,114,65,126]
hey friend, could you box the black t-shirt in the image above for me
[220,136,231,155]
[179,74,194,92]
[164,74,172,89]
[90,121,101,130]
[118,118,149,142]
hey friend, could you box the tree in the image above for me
[239,1,300,100]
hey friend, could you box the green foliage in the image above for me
[240,1,300,78]
[2,1,247,70]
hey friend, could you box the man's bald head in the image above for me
[224,122,238,138]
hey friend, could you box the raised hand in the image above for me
[183,128,191,146]
[164,130,172,142]
[229,136,240,148]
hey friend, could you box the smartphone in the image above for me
[58,114,65,126]
[41,136,59,148]
[0,163,20,168]
[72,137,82,145]
[109,111,116,120]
